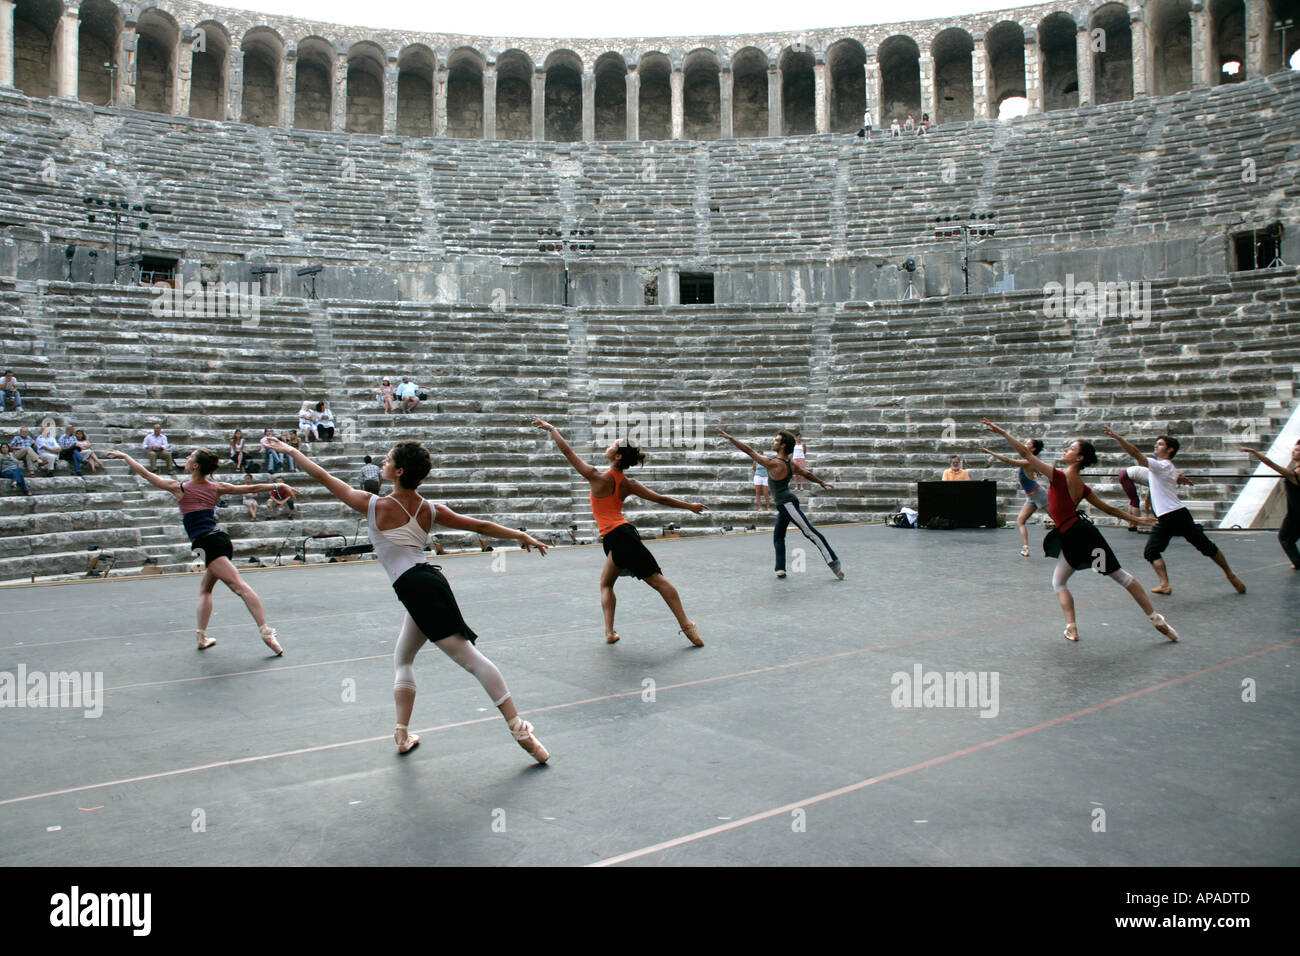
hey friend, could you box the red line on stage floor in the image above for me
[587,637,1300,866]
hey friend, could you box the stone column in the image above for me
[0,0,13,88]
[1023,28,1040,113]
[175,30,192,117]
[863,52,879,121]
[581,69,594,141]
[670,64,683,139]
[813,55,828,133]
[56,7,79,98]
[119,20,137,108]
[1190,0,1211,86]
[226,45,243,122]
[971,33,988,119]
[919,54,935,121]
[720,64,733,138]
[1075,26,1093,106]
[1130,12,1149,97]
[531,67,545,140]
[281,49,296,127]
[433,64,448,136]
[625,67,638,140]
[384,58,399,134]
[483,61,497,139]
[767,64,781,136]
[332,49,347,131]
[1244,0,1268,77]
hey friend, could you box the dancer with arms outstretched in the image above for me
[262,437,551,760]
[981,438,1049,557]
[1241,440,1300,569]
[532,417,705,646]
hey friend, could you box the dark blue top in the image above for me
[1017,467,1040,495]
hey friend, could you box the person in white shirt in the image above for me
[395,376,420,413]
[1104,427,1246,595]
[858,108,872,141]
[297,401,319,444]
[35,428,60,473]
[142,424,174,473]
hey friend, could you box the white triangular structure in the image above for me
[1220,396,1300,529]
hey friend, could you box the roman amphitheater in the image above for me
[0,1,1296,872]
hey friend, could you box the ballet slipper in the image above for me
[1151,583,1172,595]
[680,621,703,647]
[395,725,420,754]
[1149,612,1179,642]
[1020,546,1030,557]
[605,631,620,644]
[508,716,549,764]
[196,629,216,650]
[1063,623,1079,642]
[1227,573,1246,594]
[259,625,283,656]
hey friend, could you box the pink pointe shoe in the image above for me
[395,724,420,754]
[259,625,283,656]
[508,716,549,764]
[196,629,216,650]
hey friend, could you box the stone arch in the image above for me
[346,41,385,134]
[779,45,814,134]
[985,20,1026,113]
[731,46,768,137]
[683,47,720,140]
[396,44,434,137]
[638,51,671,140]
[1208,0,1245,83]
[1090,3,1132,103]
[593,51,626,141]
[189,20,230,120]
[878,34,921,126]
[1148,0,1193,95]
[495,49,533,140]
[293,36,334,131]
[239,27,282,127]
[13,0,60,98]
[827,38,866,133]
[1038,12,1078,111]
[446,47,484,138]
[135,7,179,114]
[77,0,121,105]
[543,49,582,142]
[932,27,973,123]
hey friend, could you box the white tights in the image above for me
[1052,553,1134,592]
[393,613,510,706]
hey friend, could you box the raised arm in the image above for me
[105,450,181,495]
[1242,446,1299,483]
[433,505,549,554]
[623,477,708,514]
[1085,488,1155,526]
[264,437,369,515]
[716,427,783,472]
[214,479,295,496]
[789,460,833,489]
[1102,426,1148,467]
[982,419,1052,479]
[532,418,600,481]
[979,446,1029,468]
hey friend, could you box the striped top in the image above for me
[179,480,222,541]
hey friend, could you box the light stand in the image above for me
[83,196,152,284]
[537,227,597,307]
[902,258,918,299]
[934,212,997,294]
[1275,19,1294,72]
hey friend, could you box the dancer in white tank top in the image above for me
[263,437,552,761]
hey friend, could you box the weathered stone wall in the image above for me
[241,50,276,125]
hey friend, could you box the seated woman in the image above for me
[315,401,335,441]
[75,429,104,472]
[241,473,259,520]
[297,401,319,446]
[229,429,246,472]
[379,379,396,414]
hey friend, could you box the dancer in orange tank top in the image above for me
[533,417,708,646]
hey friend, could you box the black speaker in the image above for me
[917,481,998,529]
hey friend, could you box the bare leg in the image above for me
[196,567,218,648]
[599,554,620,641]
[1210,549,1246,593]
[645,572,700,644]
[1151,557,1172,594]
[392,613,423,751]
[1123,577,1155,615]
[1017,502,1035,553]
[1053,555,1078,640]
[207,557,279,652]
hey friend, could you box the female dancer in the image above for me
[980,439,1049,557]
[105,447,287,653]
[531,417,706,646]
[262,436,551,760]
[718,427,843,580]
[1241,440,1300,569]
[981,420,1179,643]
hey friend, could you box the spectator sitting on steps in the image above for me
[1,443,31,495]
[35,427,60,474]
[278,430,301,471]
[8,426,41,474]
[266,482,296,518]
[260,427,283,473]
[379,378,396,414]
[0,371,22,413]
[904,114,915,132]
[315,401,335,441]
[396,376,421,413]
[359,455,382,494]
[242,473,260,520]
[942,455,971,481]
[297,401,319,446]
[142,423,174,473]
[890,117,901,137]
[76,429,104,472]
[57,425,85,476]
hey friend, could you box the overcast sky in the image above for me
[212,0,1038,38]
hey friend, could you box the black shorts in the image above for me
[601,523,662,581]
[392,564,480,644]
[1145,507,1218,561]
[362,479,380,494]
[1044,517,1121,574]
[192,531,234,566]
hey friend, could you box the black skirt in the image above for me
[1044,516,1121,574]
[192,530,234,566]
[601,523,662,580]
[392,564,480,644]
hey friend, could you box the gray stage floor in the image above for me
[1,524,1296,867]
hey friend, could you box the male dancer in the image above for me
[1103,427,1246,595]
[718,427,842,580]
